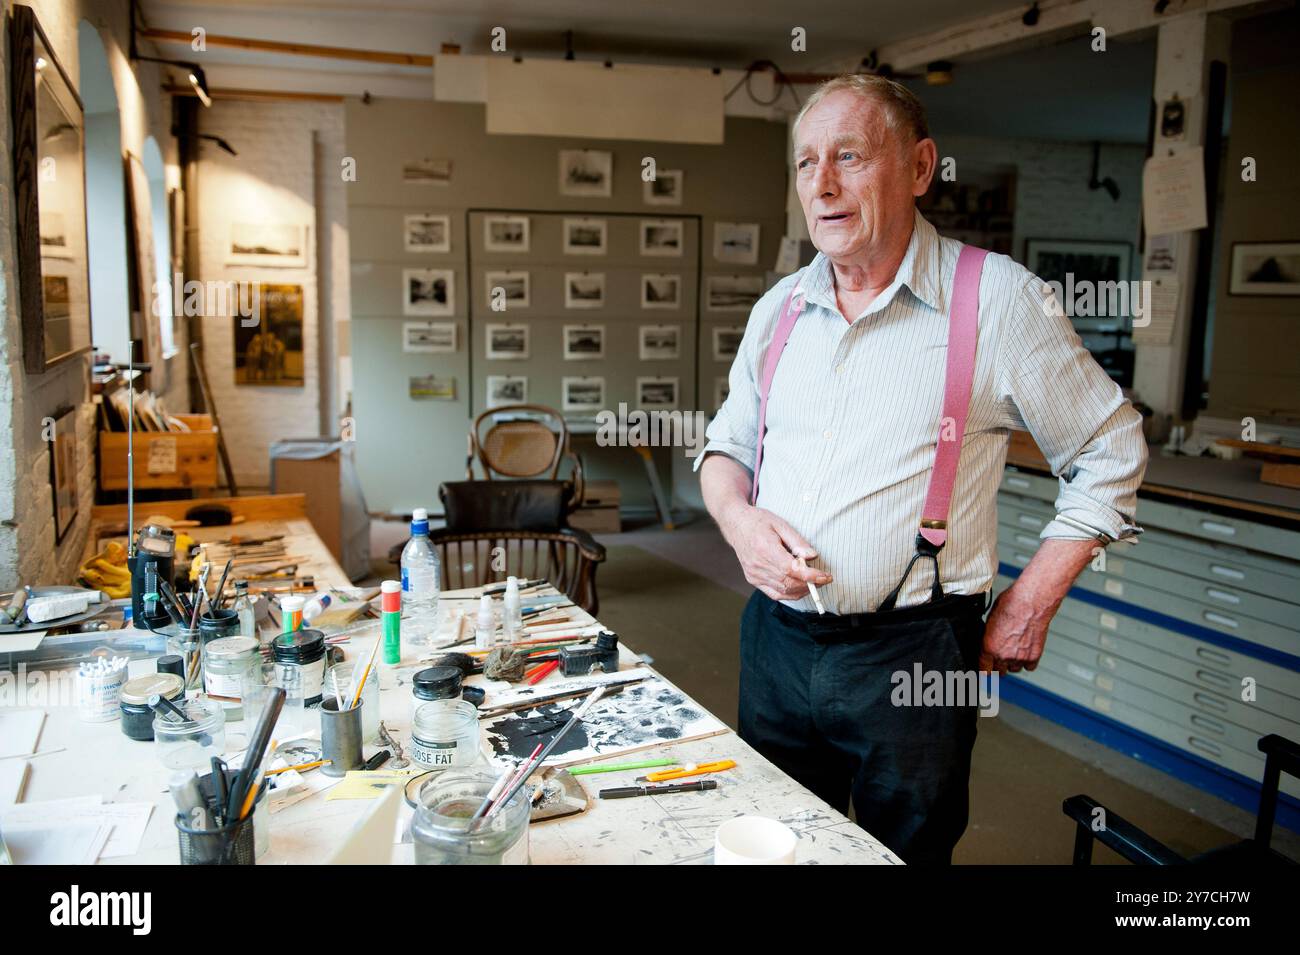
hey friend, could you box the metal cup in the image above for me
[320,698,364,777]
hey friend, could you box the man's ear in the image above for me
[911,138,938,197]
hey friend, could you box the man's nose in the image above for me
[811,159,837,198]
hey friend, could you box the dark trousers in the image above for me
[738,589,987,865]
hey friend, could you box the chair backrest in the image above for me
[431,528,605,615]
[471,405,568,480]
[1254,734,1300,848]
[439,480,569,533]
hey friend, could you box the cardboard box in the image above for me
[568,479,621,534]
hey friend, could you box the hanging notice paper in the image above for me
[1143,147,1207,236]
[1133,276,1179,345]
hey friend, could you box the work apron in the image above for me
[751,245,989,613]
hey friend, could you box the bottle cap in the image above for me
[381,579,401,613]
[413,507,427,522]
[281,595,306,612]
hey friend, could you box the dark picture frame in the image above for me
[49,405,79,543]
[9,4,93,374]
[1228,241,1300,297]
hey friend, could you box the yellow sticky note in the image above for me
[324,769,423,801]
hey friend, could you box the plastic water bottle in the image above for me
[400,508,441,647]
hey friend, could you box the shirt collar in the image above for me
[799,208,942,317]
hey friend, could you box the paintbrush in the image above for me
[476,675,646,719]
[189,564,210,630]
[467,756,531,829]
[211,558,233,611]
[227,687,284,828]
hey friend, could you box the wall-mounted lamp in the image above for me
[1023,2,1041,27]
[198,133,236,156]
[129,0,211,106]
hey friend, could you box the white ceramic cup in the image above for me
[714,815,797,865]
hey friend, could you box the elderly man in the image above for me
[697,74,1147,864]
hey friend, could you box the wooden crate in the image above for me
[568,479,621,534]
[98,414,219,491]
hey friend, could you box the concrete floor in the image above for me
[371,510,1299,863]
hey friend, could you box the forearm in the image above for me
[1007,537,1096,615]
[699,453,754,546]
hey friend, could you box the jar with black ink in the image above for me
[120,672,186,741]
[272,628,327,707]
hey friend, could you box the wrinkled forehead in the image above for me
[793,92,896,156]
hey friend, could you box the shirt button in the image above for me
[823,430,833,440]
[802,494,812,503]
[835,364,844,375]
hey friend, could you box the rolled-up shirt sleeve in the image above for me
[997,276,1148,544]
[693,279,792,475]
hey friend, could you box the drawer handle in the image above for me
[1017,514,1041,528]
[1205,588,1242,605]
[1210,564,1246,581]
[1015,534,1038,548]
[1199,520,1237,538]
[1189,713,1226,735]
[1187,736,1223,757]
[1203,611,1239,629]
[1192,690,1230,713]
[1194,669,1232,691]
[1195,646,1232,666]
[1014,553,1033,565]
[1006,477,1031,489]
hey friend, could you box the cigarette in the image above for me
[798,556,826,615]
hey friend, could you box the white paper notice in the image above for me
[1143,147,1207,236]
[147,436,178,475]
[1133,276,1179,345]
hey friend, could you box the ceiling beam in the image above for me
[140,27,433,67]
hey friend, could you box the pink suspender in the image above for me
[749,245,989,556]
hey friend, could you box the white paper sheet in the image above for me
[0,795,154,858]
[0,711,45,759]
[4,822,111,864]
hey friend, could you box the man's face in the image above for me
[794,90,924,262]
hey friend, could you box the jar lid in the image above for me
[272,628,325,659]
[121,672,185,705]
[281,595,306,612]
[206,636,259,659]
[413,665,462,698]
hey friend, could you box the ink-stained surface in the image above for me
[483,676,728,768]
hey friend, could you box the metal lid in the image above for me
[272,627,325,658]
[121,672,185,705]
[205,636,259,660]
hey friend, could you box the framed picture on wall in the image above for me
[563,218,607,255]
[641,273,681,309]
[712,325,746,361]
[564,272,605,309]
[404,214,451,253]
[402,321,456,353]
[707,274,765,312]
[49,405,78,544]
[403,268,454,316]
[639,219,683,257]
[486,323,530,360]
[637,376,679,410]
[559,149,613,197]
[402,157,452,185]
[228,222,308,268]
[234,284,305,386]
[644,169,683,206]
[487,375,528,407]
[1024,239,1132,304]
[639,324,680,360]
[562,376,606,413]
[563,324,605,360]
[485,270,531,309]
[1228,241,1300,296]
[409,375,456,400]
[484,215,530,253]
[713,222,760,265]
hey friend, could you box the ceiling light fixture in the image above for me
[128,0,212,107]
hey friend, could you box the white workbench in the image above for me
[16,588,900,865]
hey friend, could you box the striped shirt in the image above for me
[697,209,1148,614]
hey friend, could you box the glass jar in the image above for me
[154,694,227,770]
[120,673,187,741]
[411,664,462,717]
[272,628,326,707]
[164,626,204,693]
[204,636,260,721]
[411,771,530,865]
[324,662,380,744]
[410,700,480,771]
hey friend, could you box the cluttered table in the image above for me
[3,498,899,866]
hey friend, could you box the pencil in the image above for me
[526,660,559,685]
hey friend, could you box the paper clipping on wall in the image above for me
[1142,147,1207,236]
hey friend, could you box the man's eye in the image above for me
[797,158,814,169]
[839,151,857,161]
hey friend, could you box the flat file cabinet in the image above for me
[995,466,1300,828]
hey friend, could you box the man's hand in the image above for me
[980,537,1096,674]
[720,504,832,602]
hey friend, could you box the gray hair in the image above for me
[792,73,930,148]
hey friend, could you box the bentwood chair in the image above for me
[1063,734,1299,865]
[467,404,585,512]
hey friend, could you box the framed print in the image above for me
[564,272,605,309]
[403,268,454,316]
[49,405,78,543]
[639,219,683,257]
[485,270,530,309]
[404,214,451,253]
[707,273,764,312]
[641,273,681,310]
[712,325,745,361]
[487,375,528,407]
[563,217,607,255]
[638,324,680,360]
[402,321,456,353]
[637,376,679,410]
[486,323,529,360]
[562,376,606,413]
[559,149,613,197]
[409,375,456,400]
[484,215,530,253]
[713,222,760,265]
[563,324,605,360]
[228,222,308,268]
[403,157,452,185]
[644,169,683,206]
[1228,242,1300,296]
[234,284,305,386]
